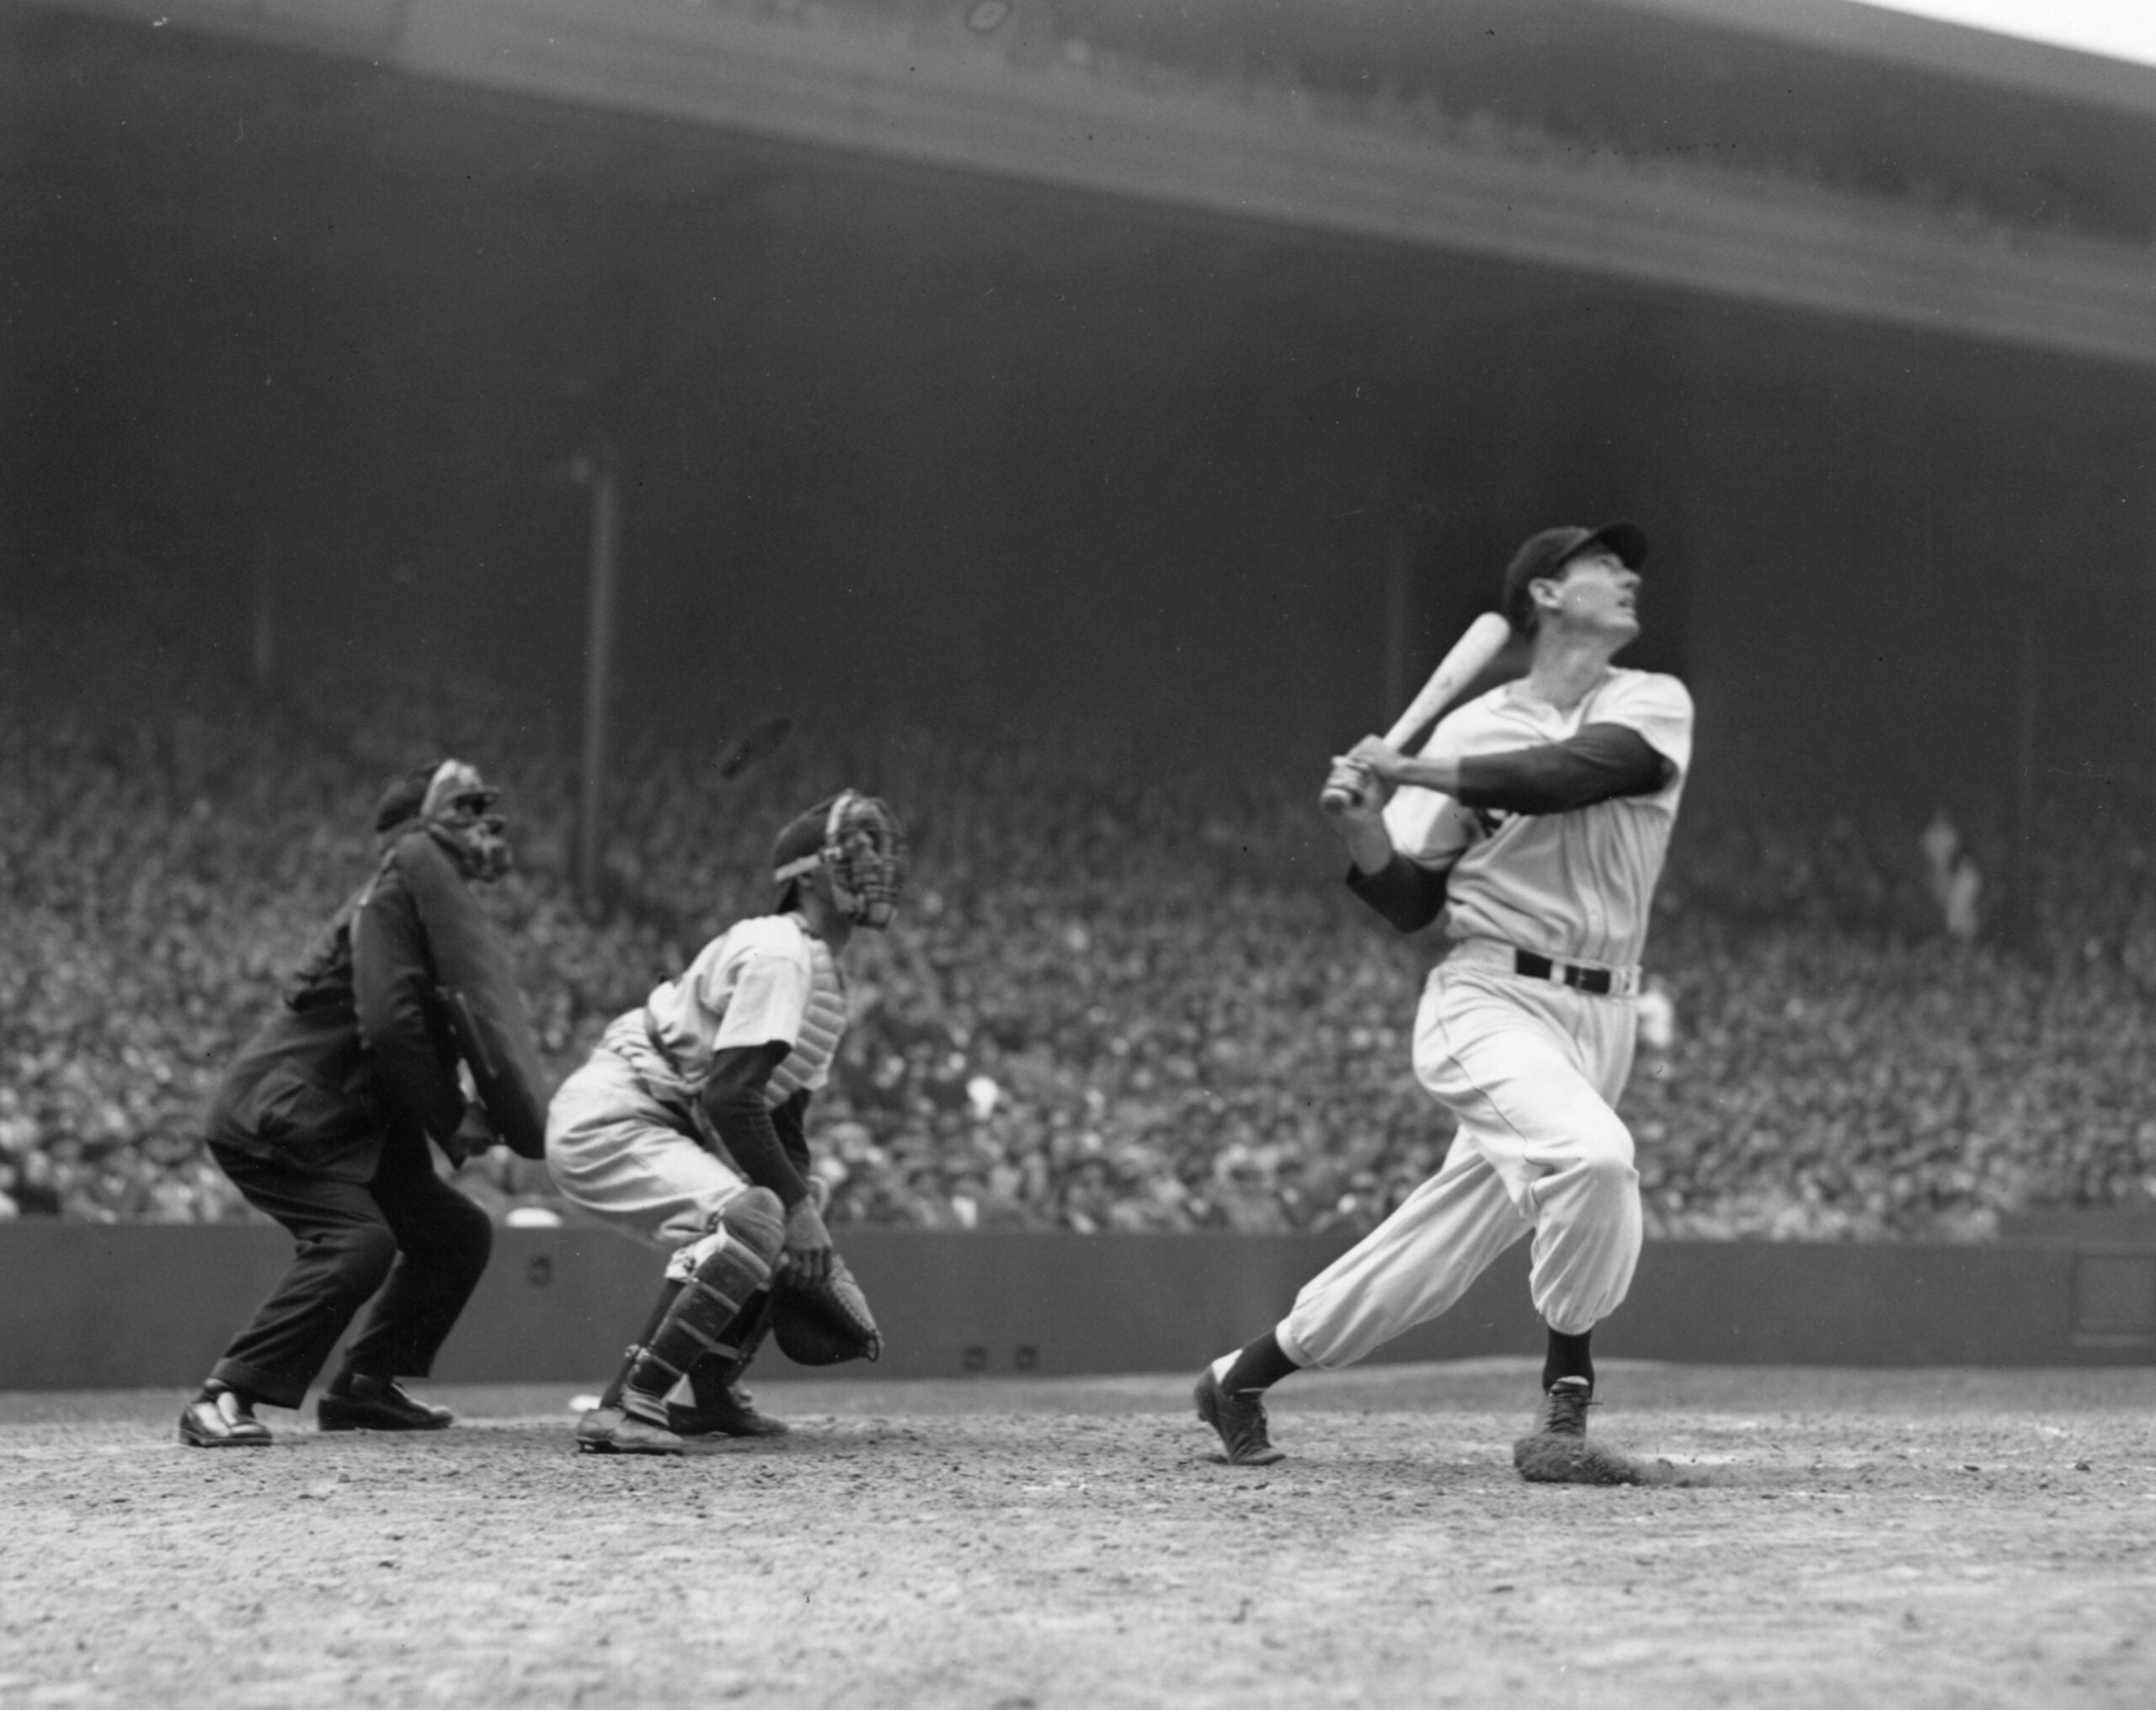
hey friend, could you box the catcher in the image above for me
[546,791,900,1454]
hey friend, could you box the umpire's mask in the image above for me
[419,759,513,883]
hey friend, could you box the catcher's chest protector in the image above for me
[763,935,846,1107]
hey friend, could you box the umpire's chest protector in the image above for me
[385,833,552,1159]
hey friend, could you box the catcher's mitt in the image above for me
[771,1254,883,1366]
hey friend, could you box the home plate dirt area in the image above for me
[4,1361,2153,1709]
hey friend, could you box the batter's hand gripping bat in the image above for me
[1320,610,1513,812]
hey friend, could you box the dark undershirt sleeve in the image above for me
[1455,723,1671,816]
[699,1041,812,1209]
[770,1089,812,1186]
[1345,854,1451,935]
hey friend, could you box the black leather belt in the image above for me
[1513,951,1613,996]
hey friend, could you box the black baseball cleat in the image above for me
[1193,1368,1286,1467]
[1514,1377,1643,1484]
[318,1375,454,1432]
[178,1385,272,1448]
[668,1382,790,1439]
[576,1404,725,1456]
[1529,1377,1594,1439]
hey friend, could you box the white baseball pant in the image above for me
[545,1047,749,1250]
[1276,943,1642,1366]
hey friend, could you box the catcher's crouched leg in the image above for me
[666,1244,885,1436]
[669,1292,790,1439]
[579,1187,786,1456]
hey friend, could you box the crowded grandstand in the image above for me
[5,551,2152,1241]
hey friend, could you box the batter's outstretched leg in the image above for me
[1193,1330,1300,1466]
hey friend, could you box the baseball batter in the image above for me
[547,790,901,1455]
[1195,521,1693,1478]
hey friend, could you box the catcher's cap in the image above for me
[771,794,843,893]
[1501,521,1648,634]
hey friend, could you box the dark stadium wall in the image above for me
[6,10,2153,827]
[2,1223,2151,1389]
[1666,303,2156,823]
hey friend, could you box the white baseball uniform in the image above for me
[1277,666,1693,1364]
[546,913,848,1249]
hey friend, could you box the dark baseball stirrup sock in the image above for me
[599,1280,686,1412]
[1542,1329,1594,1393]
[1222,1330,1302,1396]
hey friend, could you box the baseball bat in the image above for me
[1321,610,1513,812]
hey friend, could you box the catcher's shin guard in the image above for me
[685,1288,775,1409]
[596,1280,685,1414]
[620,1189,785,1425]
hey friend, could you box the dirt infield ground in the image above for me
[3,1360,2153,1709]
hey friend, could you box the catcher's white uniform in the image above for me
[547,914,847,1249]
[1278,667,1692,1362]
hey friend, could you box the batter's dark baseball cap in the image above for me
[1500,521,1649,634]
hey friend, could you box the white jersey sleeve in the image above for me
[1590,669,1693,799]
[1381,784,1486,876]
[707,940,814,1055]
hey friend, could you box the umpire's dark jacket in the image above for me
[209,827,548,1178]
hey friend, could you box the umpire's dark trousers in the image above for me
[207,1124,494,1409]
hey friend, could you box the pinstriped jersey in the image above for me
[1383,667,1693,969]
[605,913,849,1109]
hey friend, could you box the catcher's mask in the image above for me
[772,791,905,929]
[376,758,511,882]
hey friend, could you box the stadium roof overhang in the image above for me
[21,0,2156,369]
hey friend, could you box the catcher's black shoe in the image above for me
[669,1383,791,1439]
[1528,1377,1594,1438]
[1193,1368,1285,1467]
[576,1405,725,1457]
[318,1375,453,1433]
[178,1385,272,1448]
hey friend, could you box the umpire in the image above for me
[179,760,550,1447]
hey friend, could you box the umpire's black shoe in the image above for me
[179,1385,272,1448]
[669,1383,791,1439]
[318,1375,453,1433]
[1194,1368,1285,1467]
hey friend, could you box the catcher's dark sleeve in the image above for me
[1346,854,1451,935]
[351,870,464,1143]
[771,1089,813,1185]
[1456,723,1671,816]
[700,1042,812,1209]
